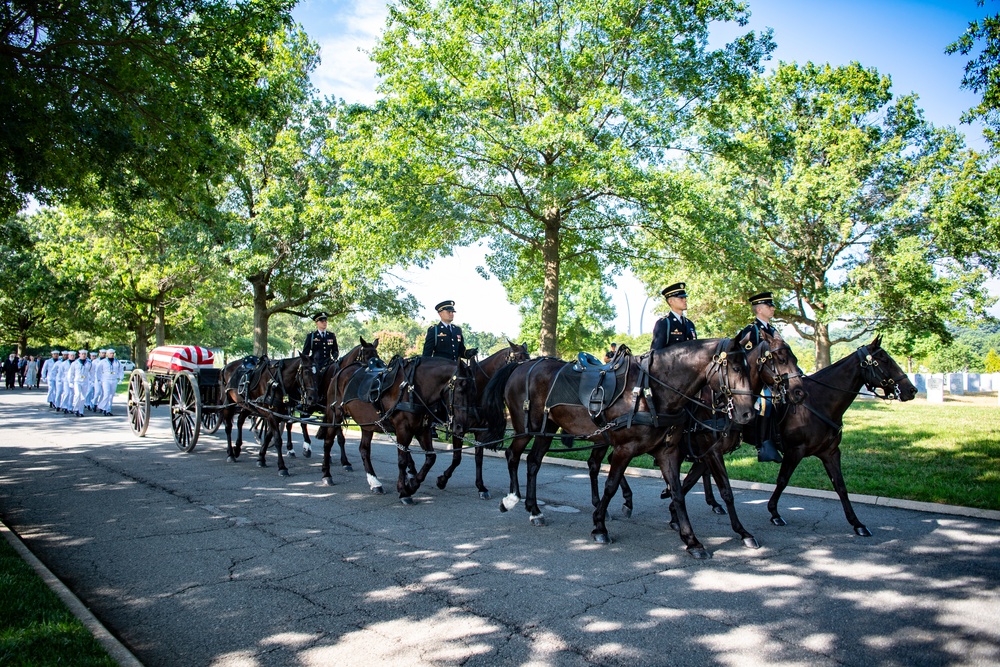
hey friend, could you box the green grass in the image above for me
[0,538,116,667]
[545,399,1000,511]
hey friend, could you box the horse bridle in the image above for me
[706,339,760,420]
[753,341,804,406]
[857,346,907,400]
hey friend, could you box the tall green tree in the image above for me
[944,0,1000,271]
[0,215,71,353]
[33,203,220,366]
[647,62,992,367]
[1,0,295,218]
[361,0,772,356]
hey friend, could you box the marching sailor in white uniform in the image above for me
[72,349,91,416]
[92,349,107,412]
[43,349,59,408]
[99,349,123,415]
[60,350,78,413]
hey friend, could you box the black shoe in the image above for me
[757,440,783,463]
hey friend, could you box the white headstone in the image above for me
[947,373,964,395]
[964,373,981,392]
[910,373,926,393]
[926,374,944,404]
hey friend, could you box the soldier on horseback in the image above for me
[650,282,696,350]
[303,312,338,374]
[735,291,783,463]
[422,300,477,361]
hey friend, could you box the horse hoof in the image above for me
[669,521,679,532]
[303,449,312,459]
[592,531,611,544]
[770,516,786,527]
[279,469,289,477]
[400,496,415,506]
[498,501,508,513]
[257,461,267,468]
[529,515,545,527]
[371,486,385,495]
[855,525,872,537]
[687,547,712,560]
[712,505,727,515]
[621,505,632,519]
[342,464,352,472]
[226,456,235,463]
[479,491,491,501]
[287,451,296,458]
[322,477,334,486]
[436,476,447,490]
[742,536,761,549]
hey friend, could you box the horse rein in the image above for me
[856,346,908,400]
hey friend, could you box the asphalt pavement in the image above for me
[1,388,998,666]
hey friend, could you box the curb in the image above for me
[0,520,144,667]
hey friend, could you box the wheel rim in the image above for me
[202,411,221,434]
[170,371,201,452]
[127,371,149,437]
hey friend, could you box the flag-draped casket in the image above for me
[147,346,216,372]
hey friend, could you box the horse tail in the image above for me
[481,361,520,446]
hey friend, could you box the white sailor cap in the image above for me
[67,350,77,356]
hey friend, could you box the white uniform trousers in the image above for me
[99,380,118,413]
[58,377,74,411]
[46,374,57,405]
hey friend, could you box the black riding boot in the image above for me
[756,415,782,463]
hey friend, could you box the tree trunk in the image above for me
[539,215,561,357]
[135,321,149,369]
[250,276,270,357]
[17,332,27,357]
[154,297,166,347]
[814,321,832,369]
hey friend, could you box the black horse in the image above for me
[322,354,478,505]
[219,352,316,476]
[312,338,382,476]
[481,338,756,559]
[434,342,531,500]
[579,331,805,548]
[680,335,916,537]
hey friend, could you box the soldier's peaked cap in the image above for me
[435,300,456,312]
[661,283,687,299]
[749,292,775,306]
[312,312,328,322]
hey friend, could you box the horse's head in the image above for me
[359,336,381,365]
[448,359,479,436]
[858,335,916,401]
[752,331,806,405]
[506,340,530,364]
[297,350,319,406]
[705,338,756,425]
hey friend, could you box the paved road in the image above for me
[1,388,998,666]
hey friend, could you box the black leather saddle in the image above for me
[546,348,630,422]
[345,357,394,405]
[227,355,268,396]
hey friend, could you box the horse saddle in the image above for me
[546,351,629,422]
[345,357,395,405]
[227,355,268,398]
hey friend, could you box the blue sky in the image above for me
[291,0,995,335]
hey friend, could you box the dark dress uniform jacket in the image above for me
[422,323,466,361]
[650,312,697,350]
[735,319,775,350]
[303,330,338,371]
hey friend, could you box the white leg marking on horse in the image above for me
[502,493,520,510]
[367,473,381,490]
[530,513,545,522]
[303,443,311,454]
